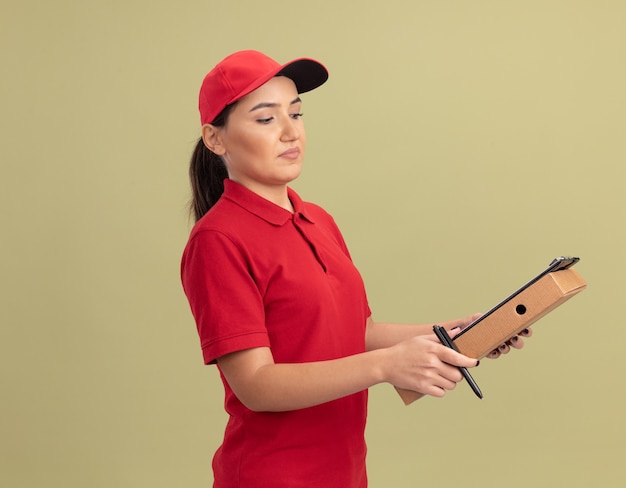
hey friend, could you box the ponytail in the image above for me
[189,139,227,222]
[188,104,235,222]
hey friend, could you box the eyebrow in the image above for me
[249,97,302,112]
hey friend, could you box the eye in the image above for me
[290,113,304,120]
[256,117,274,124]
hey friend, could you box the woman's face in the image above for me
[208,76,306,196]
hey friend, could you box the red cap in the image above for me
[198,50,328,125]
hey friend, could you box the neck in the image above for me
[238,181,294,212]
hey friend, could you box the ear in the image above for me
[201,124,226,155]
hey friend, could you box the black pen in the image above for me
[433,325,483,399]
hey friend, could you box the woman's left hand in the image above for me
[487,327,533,359]
[441,314,533,360]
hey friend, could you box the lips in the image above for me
[279,147,301,159]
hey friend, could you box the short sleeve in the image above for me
[181,229,271,364]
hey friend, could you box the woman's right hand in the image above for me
[383,333,479,397]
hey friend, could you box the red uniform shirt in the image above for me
[181,180,371,488]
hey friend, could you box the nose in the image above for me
[280,116,300,142]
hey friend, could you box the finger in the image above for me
[447,327,462,339]
[439,363,464,384]
[434,377,458,392]
[507,336,525,350]
[429,373,460,394]
[428,386,447,398]
[420,375,457,398]
[497,343,510,355]
[488,349,501,359]
[439,347,479,369]
[449,312,482,332]
[519,327,533,338]
[468,312,483,324]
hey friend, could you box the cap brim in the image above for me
[277,58,329,94]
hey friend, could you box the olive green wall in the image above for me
[2,1,624,486]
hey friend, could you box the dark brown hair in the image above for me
[188,104,235,222]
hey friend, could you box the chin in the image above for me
[282,164,303,182]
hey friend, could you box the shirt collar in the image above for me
[222,179,314,226]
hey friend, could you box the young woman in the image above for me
[181,50,528,488]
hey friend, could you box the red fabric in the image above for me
[198,50,328,124]
[181,180,370,487]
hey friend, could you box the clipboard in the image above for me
[396,256,587,405]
